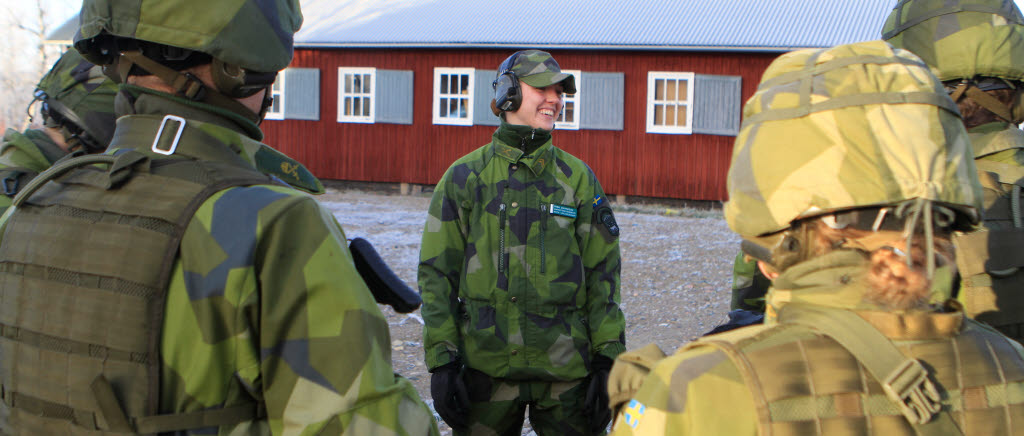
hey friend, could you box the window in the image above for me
[338,68,375,123]
[555,69,581,130]
[263,68,320,121]
[264,74,285,120]
[433,68,474,126]
[646,72,695,134]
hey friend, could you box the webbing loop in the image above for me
[2,176,17,196]
[12,154,118,207]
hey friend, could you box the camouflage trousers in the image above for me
[456,369,594,436]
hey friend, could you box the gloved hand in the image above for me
[585,355,614,434]
[430,361,470,430]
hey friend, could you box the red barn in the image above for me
[261,0,893,202]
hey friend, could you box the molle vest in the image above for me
[0,129,272,434]
[688,311,1024,436]
[954,130,1024,340]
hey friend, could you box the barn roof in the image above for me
[297,0,896,52]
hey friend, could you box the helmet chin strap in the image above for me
[116,50,263,125]
[949,80,1024,125]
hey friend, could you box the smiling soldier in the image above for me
[419,50,626,436]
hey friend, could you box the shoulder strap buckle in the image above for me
[881,358,942,424]
[152,115,186,156]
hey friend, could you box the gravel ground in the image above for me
[319,188,739,434]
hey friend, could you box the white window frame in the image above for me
[555,69,581,130]
[432,67,475,126]
[337,67,376,123]
[646,72,695,134]
[264,73,285,120]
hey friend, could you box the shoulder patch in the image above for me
[598,206,620,237]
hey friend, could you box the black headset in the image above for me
[492,51,525,112]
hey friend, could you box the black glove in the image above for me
[430,361,470,430]
[585,355,614,434]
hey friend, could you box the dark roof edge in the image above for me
[293,42,827,53]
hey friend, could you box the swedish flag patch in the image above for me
[623,399,646,429]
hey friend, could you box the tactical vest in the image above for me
[0,142,272,434]
[954,159,1024,341]
[688,309,1024,436]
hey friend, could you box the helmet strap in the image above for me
[116,51,262,125]
[950,80,1022,124]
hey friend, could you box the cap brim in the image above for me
[521,72,576,94]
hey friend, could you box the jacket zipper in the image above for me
[499,203,507,276]
[540,203,547,274]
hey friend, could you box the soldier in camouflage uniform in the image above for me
[0,49,118,214]
[419,50,625,436]
[607,41,1024,435]
[0,0,438,435]
[883,0,1024,341]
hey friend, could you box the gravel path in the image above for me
[319,188,739,434]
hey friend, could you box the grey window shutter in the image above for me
[283,68,320,121]
[693,74,741,136]
[473,69,500,126]
[375,69,413,124]
[580,72,624,131]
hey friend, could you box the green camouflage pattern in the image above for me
[729,252,767,312]
[418,121,625,381]
[610,252,1024,435]
[0,90,436,435]
[34,49,118,149]
[725,40,982,238]
[76,0,302,72]
[510,50,577,94]
[968,120,1024,157]
[0,128,68,204]
[951,121,1024,340]
[456,371,591,436]
[882,0,1024,82]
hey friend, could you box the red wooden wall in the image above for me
[261,48,779,201]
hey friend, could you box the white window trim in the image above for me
[432,67,475,126]
[337,67,376,123]
[264,72,285,120]
[555,69,581,130]
[646,71,695,134]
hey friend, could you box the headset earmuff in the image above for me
[492,51,524,112]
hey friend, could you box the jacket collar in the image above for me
[108,92,324,194]
[490,121,555,176]
[765,250,957,332]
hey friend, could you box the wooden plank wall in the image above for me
[261,48,778,201]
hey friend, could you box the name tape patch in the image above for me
[549,204,578,219]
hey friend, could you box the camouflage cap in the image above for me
[508,50,577,94]
[882,0,1024,82]
[75,0,302,72]
[725,40,982,239]
[34,49,118,150]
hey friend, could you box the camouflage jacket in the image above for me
[0,87,438,435]
[419,121,625,381]
[610,251,1024,435]
[968,121,1024,162]
[0,128,69,214]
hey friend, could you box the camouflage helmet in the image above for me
[881,0,1024,82]
[725,40,982,242]
[74,0,303,73]
[33,49,118,152]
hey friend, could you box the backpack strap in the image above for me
[777,305,964,435]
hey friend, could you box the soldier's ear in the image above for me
[756,261,779,281]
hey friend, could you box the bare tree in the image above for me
[1,0,73,131]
